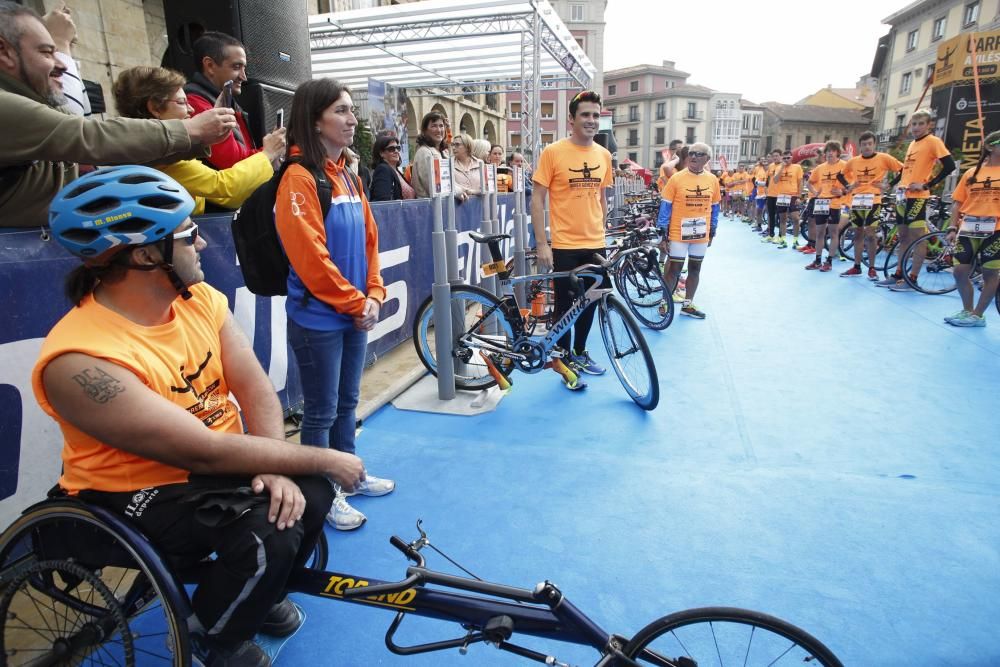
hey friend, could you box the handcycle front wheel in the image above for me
[622,606,844,666]
[413,285,517,390]
[598,295,659,410]
[613,251,674,331]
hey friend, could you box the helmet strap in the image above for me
[154,238,193,300]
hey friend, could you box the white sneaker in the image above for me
[344,474,396,497]
[327,494,366,531]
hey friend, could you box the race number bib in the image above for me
[851,194,874,211]
[776,194,792,207]
[681,217,707,241]
[960,215,998,238]
[756,180,767,187]
[813,198,831,214]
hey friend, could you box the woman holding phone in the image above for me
[275,78,394,531]
[112,66,282,213]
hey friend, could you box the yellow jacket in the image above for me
[159,152,273,214]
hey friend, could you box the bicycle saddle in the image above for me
[470,232,511,244]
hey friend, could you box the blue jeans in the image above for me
[287,320,367,454]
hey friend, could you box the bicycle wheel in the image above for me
[838,225,856,256]
[622,607,844,667]
[413,285,516,390]
[878,229,901,277]
[900,230,957,295]
[598,295,659,410]
[0,503,190,666]
[613,252,674,331]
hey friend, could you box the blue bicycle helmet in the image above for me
[49,165,194,264]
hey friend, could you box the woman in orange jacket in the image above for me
[275,79,394,531]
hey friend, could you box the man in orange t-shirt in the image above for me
[769,150,804,249]
[532,90,614,384]
[657,142,721,319]
[804,141,850,271]
[879,109,956,290]
[36,166,365,664]
[841,131,903,279]
[752,156,770,231]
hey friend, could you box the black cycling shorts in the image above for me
[812,208,841,225]
[896,197,928,228]
[776,196,798,213]
[954,232,1000,270]
[850,203,882,227]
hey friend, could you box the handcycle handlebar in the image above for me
[341,534,427,599]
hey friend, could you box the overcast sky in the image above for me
[602,0,905,104]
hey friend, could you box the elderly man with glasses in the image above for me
[656,142,721,319]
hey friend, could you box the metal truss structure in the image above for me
[309,0,595,163]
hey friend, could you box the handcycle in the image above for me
[0,498,845,666]
[413,232,660,410]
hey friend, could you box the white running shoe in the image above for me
[344,474,396,497]
[326,494,366,531]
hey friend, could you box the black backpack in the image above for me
[231,159,332,296]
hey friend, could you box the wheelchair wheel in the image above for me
[0,501,191,666]
[0,559,134,665]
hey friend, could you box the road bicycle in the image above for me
[605,218,673,331]
[0,500,846,666]
[414,232,660,410]
[512,220,673,333]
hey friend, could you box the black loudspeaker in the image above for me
[595,130,618,167]
[163,0,311,89]
[240,81,294,147]
[162,0,310,144]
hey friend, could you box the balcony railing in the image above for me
[684,110,705,120]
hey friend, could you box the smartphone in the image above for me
[276,108,284,130]
[223,80,234,108]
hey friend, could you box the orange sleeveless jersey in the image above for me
[32,283,242,494]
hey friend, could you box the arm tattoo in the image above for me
[72,367,125,404]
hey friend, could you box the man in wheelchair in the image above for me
[31,166,367,666]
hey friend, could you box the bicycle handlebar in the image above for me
[567,246,647,294]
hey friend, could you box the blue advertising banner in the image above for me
[0,194,520,523]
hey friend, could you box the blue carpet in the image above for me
[279,215,1000,666]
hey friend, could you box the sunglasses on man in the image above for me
[173,224,199,246]
[689,151,708,158]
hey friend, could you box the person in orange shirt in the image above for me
[943,130,1000,326]
[840,131,903,279]
[769,149,804,249]
[275,79,393,532]
[763,149,784,241]
[657,142,721,319]
[531,90,614,384]
[38,166,365,666]
[877,108,956,289]
[752,156,769,232]
[804,142,849,271]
